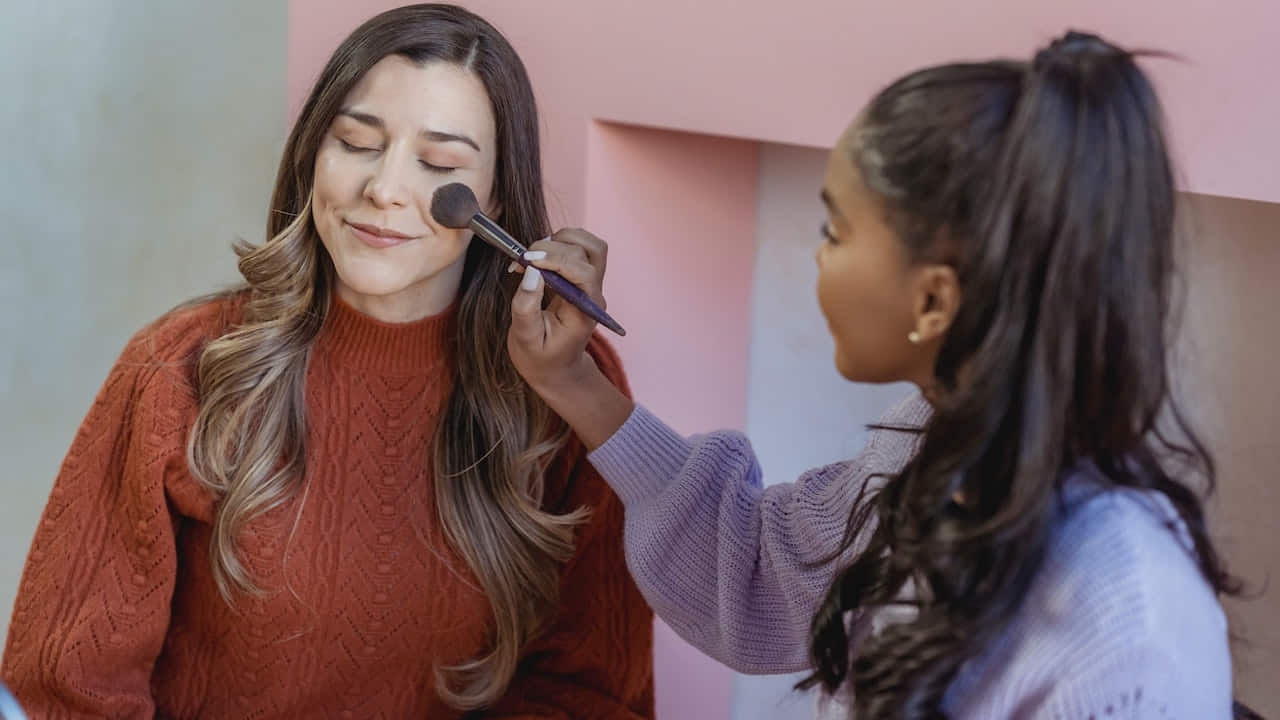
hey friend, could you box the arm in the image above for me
[1,332,183,719]
[590,397,926,674]
[506,228,927,674]
[482,337,654,719]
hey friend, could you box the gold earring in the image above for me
[908,331,922,344]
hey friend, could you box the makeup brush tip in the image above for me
[430,183,481,229]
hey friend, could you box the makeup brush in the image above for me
[431,183,626,336]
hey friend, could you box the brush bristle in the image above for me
[430,183,481,229]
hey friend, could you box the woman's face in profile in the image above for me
[312,55,499,319]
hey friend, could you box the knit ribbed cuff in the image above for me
[588,405,695,507]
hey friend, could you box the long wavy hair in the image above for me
[801,32,1241,717]
[185,4,586,709]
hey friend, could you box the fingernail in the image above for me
[507,261,520,273]
[523,250,547,261]
[520,266,542,292]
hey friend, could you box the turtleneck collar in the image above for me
[314,293,457,375]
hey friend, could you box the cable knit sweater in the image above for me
[589,395,1232,719]
[2,292,654,719]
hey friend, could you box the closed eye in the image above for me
[339,138,456,173]
[339,139,377,154]
[821,221,838,243]
[419,160,457,174]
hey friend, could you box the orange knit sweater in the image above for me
[2,293,654,719]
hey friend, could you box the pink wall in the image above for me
[291,0,1279,223]
[582,121,758,718]
[583,123,758,436]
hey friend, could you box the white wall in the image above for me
[0,1,287,647]
[735,143,913,720]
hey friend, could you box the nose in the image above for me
[363,153,413,209]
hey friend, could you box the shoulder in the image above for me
[107,290,247,448]
[857,389,929,472]
[123,290,246,370]
[876,389,932,429]
[1046,482,1224,626]
[114,290,246,384]
[1020,481,1231,708]
[57,293,245,520]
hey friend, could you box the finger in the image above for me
[525,238,589,268]
[508,250,544,274]
[551,228,608,275]
[509,267,547,349]
[520,242,602,301]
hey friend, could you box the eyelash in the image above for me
[820,221,838,243]
[338,139,456,173]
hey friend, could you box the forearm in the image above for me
[531,353,634,451]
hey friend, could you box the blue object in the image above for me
[0,682,26,720]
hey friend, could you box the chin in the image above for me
[332,263,417,299]
[833,352,860,382]
[833,351,887,384]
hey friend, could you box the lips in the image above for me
[347,221,420,249]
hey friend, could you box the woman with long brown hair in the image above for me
[1,5,653,717]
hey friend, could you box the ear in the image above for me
[910,263,960,343]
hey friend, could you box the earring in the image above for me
[908,331,922,344]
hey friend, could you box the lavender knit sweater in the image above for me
[588,392,1232,718]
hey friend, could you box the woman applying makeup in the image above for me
[510,31,1239,719]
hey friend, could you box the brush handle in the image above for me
[525,259,627,337]
[468,214,626,336]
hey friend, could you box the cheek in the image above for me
[815,248,864,331]
[470,161,499,215]
[817,251,913,381]
[312,150,360,212]
[311,156,336,217]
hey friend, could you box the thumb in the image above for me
[509,266,547,349]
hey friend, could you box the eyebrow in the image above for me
[820,189,847,224]
[337,109,481,152]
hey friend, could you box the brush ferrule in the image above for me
[469,214,524,261]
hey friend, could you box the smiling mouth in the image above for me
[346,221,420,248]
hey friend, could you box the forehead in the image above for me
[823,125,865,211]
[341,55,495,140]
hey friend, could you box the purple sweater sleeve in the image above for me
[587,393,930,674]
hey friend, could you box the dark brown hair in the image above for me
[803,31,1240,717]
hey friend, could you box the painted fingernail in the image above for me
[520,266,542,292]
[507,261,520,273]
[522,250,547,261]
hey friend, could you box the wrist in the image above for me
[528,351,599,397]
[530,353,634,450]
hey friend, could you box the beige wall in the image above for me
[1178,194,1280,716]
[0,1,287,650]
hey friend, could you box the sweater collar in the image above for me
[314,293,457,374]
